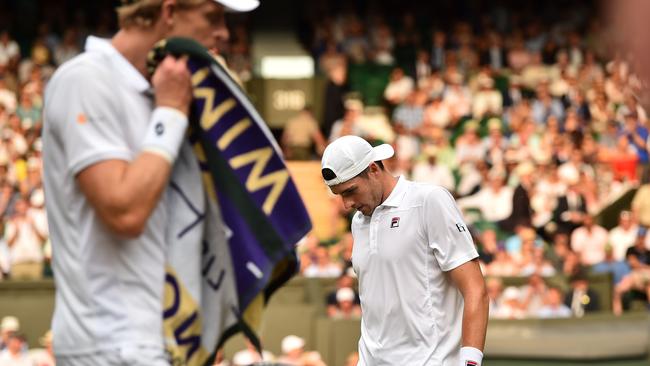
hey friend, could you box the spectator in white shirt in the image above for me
[4,198,47,280]
[571,214,609,266]
[492,286,526,319]
[410,145,455,192]
[0,333,31,366]
[303,246,342,278]
[608,210,639,261]
[536,287,572,318]
[472,73,503,118]
[423,94,452,128]
[458,168,514,222]
[383,67,414,106]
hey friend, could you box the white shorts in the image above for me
[56,346,169,366]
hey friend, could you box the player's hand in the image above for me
[152,55,192,116]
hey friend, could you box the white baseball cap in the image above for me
[281,335,305,353]
[215,0,259,12]
[0,316,19,332]
[321,136,394,186]
[336,287,356,303]
[122,1,259,12]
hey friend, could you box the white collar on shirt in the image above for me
[84,36,150,93]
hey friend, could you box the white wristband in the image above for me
[141,107,189,163]
[460,346,483,366]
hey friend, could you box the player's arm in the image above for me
[77,56,192,238]
[423,186,489,364]
[449,258,489,364]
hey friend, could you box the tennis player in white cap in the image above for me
[43,1,258,365]
[321,135,488,366]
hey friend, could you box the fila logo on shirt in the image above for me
[390,217,400,228]
[456,223,467,232]
[465,361,478,366]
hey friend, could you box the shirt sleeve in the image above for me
[423,186,479,271]
[45,64,132,176]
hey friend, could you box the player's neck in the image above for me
[379,174,399,205]
[112,28,161,78]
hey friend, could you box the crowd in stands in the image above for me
[291,1,650,320]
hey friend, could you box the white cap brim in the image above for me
[371,144,394,162]
[323,143,394,186]
[216,0,259,12]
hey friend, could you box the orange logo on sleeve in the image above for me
[76,113,87,124]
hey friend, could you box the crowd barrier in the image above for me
[2,276,647,365]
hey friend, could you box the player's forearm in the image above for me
[461,285,489,351]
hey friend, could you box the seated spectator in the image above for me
[504,225,542,263]
[393,91,427,161]
[522,52,550,90]
[0,333,29,366]
[570,214,608,266]
[303,246,342,278]
[0,77,16,114]
[621,112,649,181]
[562,250,584,277]
[613,227,650,315]
[455,120,486,166]
[482,118,508,168]
[457,168,513,223]
[592,244,631,286]
[0,224,9,280]
[485,250,519,277]
[329,99,364,142]
[328,233,354,270]
[0,317,18,351]
[477,228,500,266]
[4,198,47,279]
[277,335,307,365]
[486,277,504,317]
[537,287,572,318]
[27,330,54,366]
[601,135,639,184]
[443,72,472,121]
[297,234,321,274]
[383,67,414,106]
[499,161,534,233]
[492,286,526,319]
[329,287,361,319]
[547,233,570,273]
[472,73,502,118]
[531,83,565,125]
[520,247,556,277]
[565,271,601,317]
[422,94,452,128]
[608,210,639,261]
[326,271,360,315]
[520,273,549,316]
[552,175,588,234]
[232,338,275,366]
[281,107,326,160]
[410,145,455,191]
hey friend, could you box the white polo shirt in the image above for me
[351,177,478,366]
[42,37,168,356]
